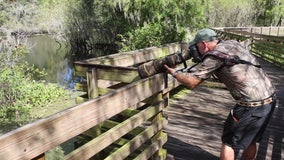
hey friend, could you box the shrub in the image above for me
[0,46,68,126]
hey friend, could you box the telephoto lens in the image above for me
[137,51,191,78]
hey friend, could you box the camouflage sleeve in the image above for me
[190,56,223,80]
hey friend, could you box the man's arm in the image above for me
[164,65,204,89]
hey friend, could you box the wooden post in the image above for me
[150,74,169,160]
[87,68,99,99]
[85,68,102,160]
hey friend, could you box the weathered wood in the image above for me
[74,83,87,91]
[102,119,145,135]
[118,108,140,117]
[96,67,140,83]
[133,133,168,160]
[87,68,99,99]
[251,45,284,68]
[252,43,284,60]
[75,94,88,103]
[154,148,168,160]
[104,118,167,160]
[150,92,167,160]
[0,74,165,160]
[63,103,165,160]
[253,39,284,52]
[74,43,181,66]
[214,27,284,42]
[75,82,123,95]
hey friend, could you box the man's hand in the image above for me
[164,64,175,75]
[164,64,203,89]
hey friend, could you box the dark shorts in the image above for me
[222,100,276,150]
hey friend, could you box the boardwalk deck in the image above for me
[164,58,284,160]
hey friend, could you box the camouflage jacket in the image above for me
[191,40,275,102]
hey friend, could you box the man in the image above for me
[164,28,276,160]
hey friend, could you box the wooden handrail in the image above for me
[1,29,281,159]
[0,43,184,160]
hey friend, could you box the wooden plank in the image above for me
[119,108,140,117]
[75,94,88,104]
[0,74,166,160]
[75,64,140,83]
[74,64,137,77]
[253,38,284,51]
[97,87,114,96]
[74,65,88,77]
[74,82,122,95]
[97,67,140,83]
[87,68,99,99]
[102,120,145,135]
[74,83,87,91]
[133,132,167,160]
[74,43,181,67]
[149,91,167,160]
[63,103,164,160]
[214,27,284,42]
[252,43,284,60]
[104,118,168,160]
[155,148,168,160]
[252,48,283,63]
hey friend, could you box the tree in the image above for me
[105,0,207,51]
[255,0,284,26]
[205,0,260,27]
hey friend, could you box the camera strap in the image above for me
[177,52,188,70]
[202,51,261,68]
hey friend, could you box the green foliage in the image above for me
[64,0,284,55]
[45,146,65,160]
[106,0,206,51]
[206,0,260,27]
[119,23,162,52]
[0,47,68,126]
[255,0,284,26]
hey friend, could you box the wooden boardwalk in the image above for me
[163,58,284,160]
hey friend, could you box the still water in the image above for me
[26,35,75,88]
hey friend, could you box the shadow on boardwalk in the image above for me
[164,58,284,160]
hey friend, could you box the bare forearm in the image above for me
[173,72,203,89]
[164,64,203,89]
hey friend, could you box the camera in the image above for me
[137,44,201,78]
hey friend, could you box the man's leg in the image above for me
[220,143,234,160]
[243,142,257,160]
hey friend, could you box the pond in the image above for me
[26,35,76,89]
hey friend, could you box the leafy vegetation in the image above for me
[63,0,284,59]
[2,0,283,57]
[0,44,69,131]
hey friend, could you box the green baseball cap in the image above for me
[189,28,217,45]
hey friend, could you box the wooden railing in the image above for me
[1,27,283,160]
[213,27,284,68]
[0,43,185,160]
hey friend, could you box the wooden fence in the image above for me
[1,27,283,160]
[0,43,185,160]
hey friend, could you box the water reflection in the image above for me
[26,35,75,88]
